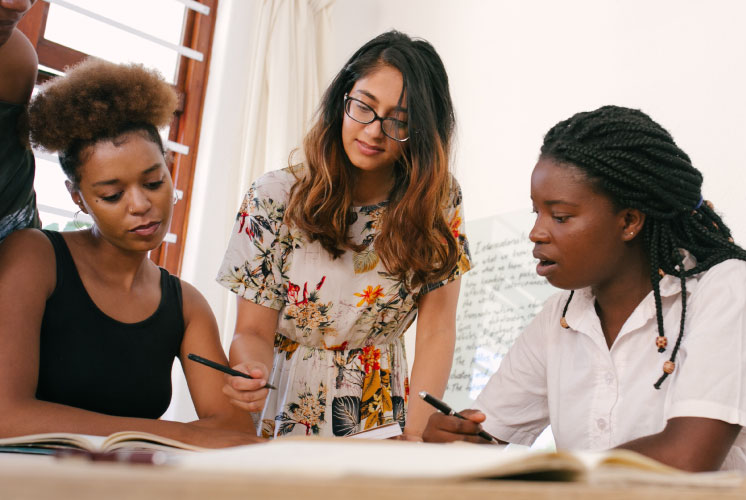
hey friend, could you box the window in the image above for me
[18,0,218,275]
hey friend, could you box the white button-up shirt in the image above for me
[474,257,746,471]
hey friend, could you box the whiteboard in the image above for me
[444,210,556,411]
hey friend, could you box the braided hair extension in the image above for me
[541,105,746,389]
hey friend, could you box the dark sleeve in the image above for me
[0,102,40,242]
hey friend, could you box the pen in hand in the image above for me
[419,391,499,444]
[187,353,277,390]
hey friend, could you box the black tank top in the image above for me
[36,230,185,419]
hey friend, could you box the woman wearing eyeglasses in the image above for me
[216,30,471,440]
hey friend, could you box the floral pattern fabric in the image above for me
[217,167,471,437]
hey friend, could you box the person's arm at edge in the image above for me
[176,281,255,433]
[222,296,279,413]
[0,28,37,105]
[402,278,461,440]
[0,230,259,448]
[423,404,740,470]
[617,417,740,472]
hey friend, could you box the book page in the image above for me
[347,422,402,440]
[574,450,743,488]
[176,440,743,487]
[0,431,205,453]
[178,439,581,480]
[102,431,209,452]
[0,433,106,452]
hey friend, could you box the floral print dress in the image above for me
[216,167,471,438]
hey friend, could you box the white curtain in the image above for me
[239,0,336,191]
[167,0,336,422]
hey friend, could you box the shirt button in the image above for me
[604,372,614,384]
[597,418,607,430]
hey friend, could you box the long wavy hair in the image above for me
[285,30,458,290]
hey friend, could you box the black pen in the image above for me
[419,391,499,444]
[187,353,277,390]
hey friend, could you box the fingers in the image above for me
[459,409,487,423]
[221,361,271,412]
[233,361,269,380]
[222,379,268,412]
[422,410,493,444]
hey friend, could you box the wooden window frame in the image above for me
[18,0,218,276]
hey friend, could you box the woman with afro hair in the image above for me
[0,58,260,448]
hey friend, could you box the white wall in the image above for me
[328,0,746,240]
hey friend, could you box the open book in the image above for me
[0,422,402,456]
[177,439,743,488]
[346,421,402,440]
[0,431,208,454]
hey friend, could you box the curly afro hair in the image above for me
[28,58,177,184]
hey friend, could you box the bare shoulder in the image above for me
[0,228,54,261]
[0,29,38,105]
[0,229,56,295]
[178,278,216,325]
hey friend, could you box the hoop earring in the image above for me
[73,210,86,230]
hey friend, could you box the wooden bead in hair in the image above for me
[662,361,675,374]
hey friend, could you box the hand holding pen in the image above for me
[188,354,276,413]
[419,391,501,444]
[187,353,277,390]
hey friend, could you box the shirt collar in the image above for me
[564,250,699,333]
[657,250,698,297]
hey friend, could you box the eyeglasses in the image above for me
[343,93,409,142]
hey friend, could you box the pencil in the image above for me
[419,391,499,444]
[187,353,277,390]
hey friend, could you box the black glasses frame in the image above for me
[343,93,409,142]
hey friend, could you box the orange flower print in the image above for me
[275,334,299,360]
[323,340,349,351]
[358,346,381,374]
[449,210,462,239]
[354,285,384,307]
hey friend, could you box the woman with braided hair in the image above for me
[423,105,746,472]
[0,58,260,447]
